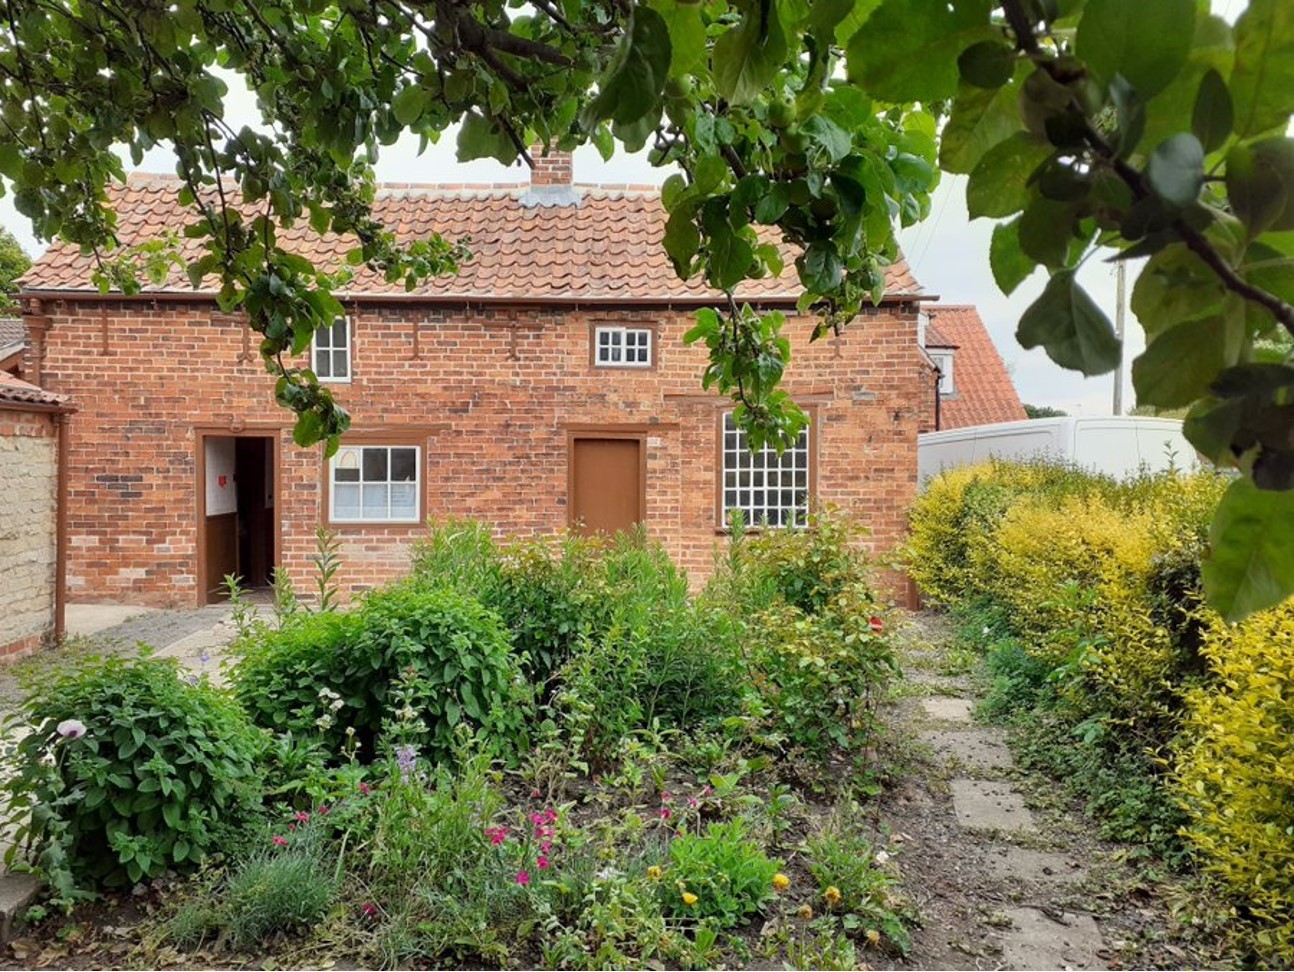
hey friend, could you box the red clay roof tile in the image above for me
[927,304,1026,428]
[22,173,924,303]
[0,370,70,409]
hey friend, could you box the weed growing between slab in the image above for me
[1,510,916,969]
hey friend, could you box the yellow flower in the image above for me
[823,886,842,908]
[646,865,663,881]
[772,873,791,892]
[797,904,814,921]
[865,929,881,946]
[681,891,699,907]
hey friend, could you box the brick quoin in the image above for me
[30,297,932,606]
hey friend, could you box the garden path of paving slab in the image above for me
[873,614,1112,971]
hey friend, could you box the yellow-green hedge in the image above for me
[1176,604,1294,967]
[908,461,1293,962]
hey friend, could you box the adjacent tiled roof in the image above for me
[0,370,69,409]
[927,304,1026,428]
[924,319,957,349]
[0,316,23,355]
[21,173,924,303]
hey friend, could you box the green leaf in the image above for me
[1147,133,1204,208]
[1191,68,1233,153]
[967,134,1053,218]
[1131,244,1226,337]
[797,242,843,293]
[1202,478,1294,621]
[1131,314,1235,408]
[957,40,1015,89]
[1226,140,1294,237]
[713,0,787,106]
[456,113,515,166]
[990,217,1036,295]
[939,74,1025,174]
[1075,0,1196,99]
[1230,0,1294,138]
[1140,13,1235,156]
[649,0,705,76]
[1018,196,1077,269]
[800,115,852,164]
[846,0,992,103]
[1017,269,1121,375]
[585,6,673,125]
[391,85,431,126]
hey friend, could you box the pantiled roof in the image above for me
[0,370,69,409]
[21,173,924,303]
[927,304,1026,428]
[0,316,23,357]
[924,319,956,349]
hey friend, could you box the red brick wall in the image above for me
[32,298,928,606]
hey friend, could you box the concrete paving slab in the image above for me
[983,846,1085,886]
[921,727,1015,772]
[951,779,1038,833]
[64,603,156,637]
[0,873,40,943]
[920,697,974,722]
[1000,907,1106,970]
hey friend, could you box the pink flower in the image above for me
[531,812,545,826]
[516,870,530,886]
[869,615,884,633]
[288,823,296,831]
[544,808,558,823]
[530,788,542,799]
[661,791,673,803]
[360,902,379,919]
[272,835,288,847]
[659,807,672,820]
[537,855,550,870]
[540,841,552,854]
[486,826,509,845]
[295,811,310,824]
[688,797,698,807]
[318,804,330,815]
[359,782,372,796]
[701,785,712,797]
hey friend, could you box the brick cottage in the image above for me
[19,158,939,607]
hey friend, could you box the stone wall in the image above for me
[0,409,58,658]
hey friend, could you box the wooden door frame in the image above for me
[194,426,284,606]
[565,425,649,531]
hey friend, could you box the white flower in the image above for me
[874,850,891,865]
[56,719,87,739]
[982,626,990,637]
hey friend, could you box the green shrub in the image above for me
[1176,604,1294,967]
[231,584,528,764]
[1,656,263,898]
[747,584,896,756]
[553,602,745,768]
[806,805,912,954]
[665,819,780,928]
[410,517,503,594]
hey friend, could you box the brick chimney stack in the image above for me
[529,144,573,186]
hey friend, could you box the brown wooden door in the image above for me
[570,437,645,536]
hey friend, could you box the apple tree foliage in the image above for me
[0,0,1292,616]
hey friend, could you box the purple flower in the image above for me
[395,744,418,777]
[198,649,212,665]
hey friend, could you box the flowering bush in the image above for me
[0,655,263,900]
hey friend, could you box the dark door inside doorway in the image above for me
[569,436,645,536]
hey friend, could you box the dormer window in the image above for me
[594,326,653,368]
[930,350,955,395]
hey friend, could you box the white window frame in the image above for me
[594,326,653,368]
[930,350,955,395]
[720,413,811,529]
[328,444,421,524]
[313,316,353,384]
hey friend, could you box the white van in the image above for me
[917,417,1203,482]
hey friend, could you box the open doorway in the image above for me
[198,432,278,604]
